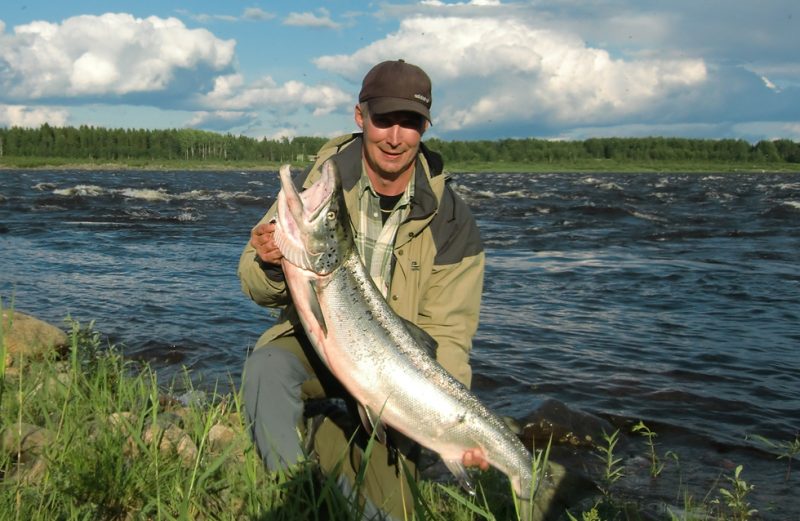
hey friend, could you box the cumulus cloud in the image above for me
[0,13,235,102]
[315,15,707,134]
[0,104,69,127]
[242,8,275,22]
[185,110,257,131]
[176,7,275,23]
[284,8,342,29]
[420,0,502,6]
[199,73,351,117]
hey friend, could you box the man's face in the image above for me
[355,104,427,181]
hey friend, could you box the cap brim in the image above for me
[368,97,431,122]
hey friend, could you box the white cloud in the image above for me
[199,74,351,117]
[284,9,342,29]
[185,110,256,131]
[176,7,276,23]
[263,127,300,141]
[0,13,235,101]
[421,0,502,5]
[242,8,275,22]
[315,15,707,133]
[0,104,69,127]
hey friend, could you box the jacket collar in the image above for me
[331,133,443,222]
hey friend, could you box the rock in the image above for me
[0,422,55,484]
[519,398,615,449]
[208,423,236,452]
[531,460,598,521]
[0,422,55,461]
[208,423,246,462]
[107,411,139,436]
[104,412,198,465]
[6,456,49,485]
[141,422,198,465]
[1,310,68,369]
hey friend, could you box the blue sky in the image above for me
[1,1,799,142]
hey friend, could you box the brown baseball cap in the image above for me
[358,59,432,122]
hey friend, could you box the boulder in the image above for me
[0,422,55,484]
[520,398,615,449]
[1,422,55,460]
[141,421,199,466]
[2,310,68,369]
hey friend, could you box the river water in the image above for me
[1,168,798,518]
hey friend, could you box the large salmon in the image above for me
[273,161,537,519]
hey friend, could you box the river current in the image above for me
[1,168,798,518]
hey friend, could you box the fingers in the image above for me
[251,221,282,266]
[462,448,490,471]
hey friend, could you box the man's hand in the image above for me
[250,221,282,266]
[462,448,489,471]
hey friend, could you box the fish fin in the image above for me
[443,458,476,496]
[308,280,327,336]
[357,403,387,444]
[403,319,438,359]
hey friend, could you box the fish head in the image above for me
[275,160,351,275]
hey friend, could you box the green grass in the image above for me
[0,317,532,520]
[0,314,780,520]
[1,155,798,173]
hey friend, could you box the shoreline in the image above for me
[1,158,799,174]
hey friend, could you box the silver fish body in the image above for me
[273,161,535,518]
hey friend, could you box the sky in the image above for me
[1,0,799,143]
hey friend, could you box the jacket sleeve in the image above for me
[237,205,290,308]
[417,249,485,389]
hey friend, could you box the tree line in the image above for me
[0,124,328,163]
[1,124,799,164]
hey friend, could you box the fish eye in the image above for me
[327,211,336,220]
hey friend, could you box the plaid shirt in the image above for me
[353,163,415,297]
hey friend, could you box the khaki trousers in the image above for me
[242,332,419,520]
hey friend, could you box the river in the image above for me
[1,168,798,518]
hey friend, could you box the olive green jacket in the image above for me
[238,134,484,387]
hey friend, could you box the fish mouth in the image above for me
[274,163,337,270]
[280,164,335,224]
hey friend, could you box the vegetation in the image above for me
[0,316,535,520]
[3,311,790,520]
[1,124,799,172]
[0,124,328,165]
[748,433,800,481]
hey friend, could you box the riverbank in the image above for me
[3,307,789,520]
[1,156,798,173]
[2,312,516,520]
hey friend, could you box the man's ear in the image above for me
[354,104,364,130]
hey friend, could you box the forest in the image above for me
[1,123,799,165]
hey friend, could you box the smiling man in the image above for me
[239,59,485,520]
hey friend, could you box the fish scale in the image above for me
[274,161,537,520]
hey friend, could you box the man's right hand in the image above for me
[251,221,283,267]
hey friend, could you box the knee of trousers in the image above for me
[242,347,310,426]
[242,346,310,468]
[243,346,308,398]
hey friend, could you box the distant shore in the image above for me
[1,156,798,174]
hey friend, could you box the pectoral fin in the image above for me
[308,280,327,336]
[357,403,387,445]
[443,459,476,496]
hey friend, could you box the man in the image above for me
[238,59,485,519]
